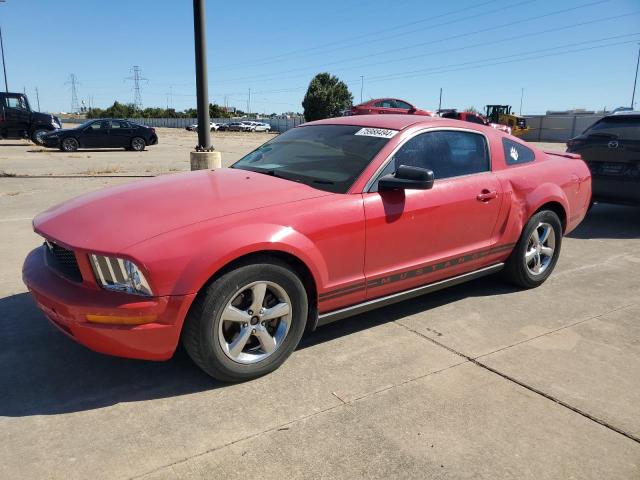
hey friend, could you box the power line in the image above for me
[214,0,502,71]
[215,1,617,86]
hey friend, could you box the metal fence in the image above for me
[520,115,603,143]
[62,116,305,133]
[62,114,604,142]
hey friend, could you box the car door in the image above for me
[362,128,503,299]
[108,120,133,147]
[81,120,110,148]
[3,94,31,137]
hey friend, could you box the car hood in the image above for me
[33,168,332,253]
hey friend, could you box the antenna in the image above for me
[125,65,148,110]
[65,74,80,113]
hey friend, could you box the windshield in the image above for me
[232,124,394,193]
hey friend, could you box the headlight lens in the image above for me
[89,254,153,296]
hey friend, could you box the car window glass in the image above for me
[375,100,394,108]
[111,121,124,129]
[233,125,392,194]
[387,130,489,180]
[502,138,535,165]
[587,116,640,140]
[88,121,106,131]
[6,96,27,110]
[467,114,485,125]
[394,100,412,110]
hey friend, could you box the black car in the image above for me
[0,91,61,144]
[567,112,640,206]
[41,119,158,152]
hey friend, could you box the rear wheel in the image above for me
[503,210,562,289]
[130,137,146,151]
[61,137,79,152]
[182,259,308,382]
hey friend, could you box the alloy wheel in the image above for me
[131,138,145,151]
[525,222,556,275]
[217,281,292,364]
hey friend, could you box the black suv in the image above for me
[0,92,61,145]
[567,112,640,206]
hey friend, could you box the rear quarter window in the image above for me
[503,138,535,165]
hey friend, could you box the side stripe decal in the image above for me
[319,243,516,302]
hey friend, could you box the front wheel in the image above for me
[182,259,308,382]
[130,137,146,151]
[502,210,562,289]
[61,137,79,152]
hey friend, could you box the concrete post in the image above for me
[190,151,222,170]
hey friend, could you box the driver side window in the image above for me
[375,130,490,188]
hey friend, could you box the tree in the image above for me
[302,73,353,121]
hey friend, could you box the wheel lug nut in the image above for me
[261,321,265,326]
[251,329,256,334]
[248,310,253,315]
[243,323,248,328]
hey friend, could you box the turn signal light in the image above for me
[85,314,157,325]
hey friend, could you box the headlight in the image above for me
[89,254,153,296]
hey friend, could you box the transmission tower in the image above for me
[125,66,148,110]
[66,74,80,113]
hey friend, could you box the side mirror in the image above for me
[408,107,417,114]
[378,165,434,191]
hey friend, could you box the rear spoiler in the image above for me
[544,150,582,160]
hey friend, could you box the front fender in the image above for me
[126,221,327,297]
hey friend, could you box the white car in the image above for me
[252,122,272,132]
[186,122,221,132]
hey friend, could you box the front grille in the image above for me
[44,241,82,282]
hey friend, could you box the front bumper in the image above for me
[22,246,195,360]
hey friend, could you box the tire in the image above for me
[61,137,79,152]
[502,210,562,289]
[31,128,50,145]
[182,259,308,382]
[130,137,146,151]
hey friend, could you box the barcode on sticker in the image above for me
[354,127,398,138]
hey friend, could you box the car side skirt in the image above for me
[317,263,504,326]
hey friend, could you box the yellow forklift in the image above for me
[485,105,530,137]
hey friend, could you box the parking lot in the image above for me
[1,131,639,479]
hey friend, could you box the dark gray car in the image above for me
[567,112,640,206]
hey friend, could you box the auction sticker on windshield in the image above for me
[354,127,398,138]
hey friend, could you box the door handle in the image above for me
[476,190,498,202]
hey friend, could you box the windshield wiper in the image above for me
[312,179,335,185]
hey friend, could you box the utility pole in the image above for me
[631,44,640,109]
[519,87,524,115]
[66,74,80,113]
[35,87,40,110]
[438,88,443,111]
[0,26,7,93]
[125,66,147,111]
[360,75,364,103]
[192,0,212,152]
[248,88,251,116]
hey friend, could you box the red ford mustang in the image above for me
[23,115,591,382]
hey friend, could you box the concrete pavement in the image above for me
[1,138,639,479]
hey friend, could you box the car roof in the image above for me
[301,114,449,131]
[608,111,640,117]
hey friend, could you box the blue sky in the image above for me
[3,0,640,114]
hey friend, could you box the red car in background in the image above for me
[440,109,512,134]
[349,98,435,116]
[23,115,591,382]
